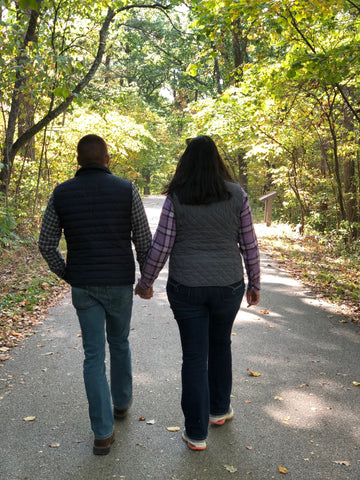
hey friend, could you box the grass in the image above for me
[258,223,360,325]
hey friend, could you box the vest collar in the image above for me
[75,164,112,176]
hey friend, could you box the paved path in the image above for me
[0,196,359,480]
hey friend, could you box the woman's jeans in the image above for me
[71,286,133,439]
[167,278,245,441]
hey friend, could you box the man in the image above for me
[39,134,152,455]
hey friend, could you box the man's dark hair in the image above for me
[163,135,234,205]
[77,134,108,166]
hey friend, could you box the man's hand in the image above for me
[246,289,260,307]
[135,281,153,300]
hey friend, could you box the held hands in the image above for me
[246,289,260,308]
[134,280,153,300]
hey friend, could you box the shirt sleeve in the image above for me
[131,184,152,270]
[138,196,176,289]
[38,194,67,279]
[238,189,261,291]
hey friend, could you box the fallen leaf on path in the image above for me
[138,416,146,421]
[166,426,180,432]
[224,465,237,473]
[352,381,360,386]
[247,368,261,377]
[23,416,36,422]
[146,419,155,425]
[246,446,253,450]
[245,400,252,403]
[260,309,269,314]
[77,333,82,338]
[0,347,10,352]
[278,466,288,474]
[299,383,309,388]
[49,443,60,448]
[11,331,22,337]
[334,460,351,466]
[0,354,11,361]
[274,396,283,401]
[231,332,237,335]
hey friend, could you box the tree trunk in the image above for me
[237,151,248,191]
[342,86,358,223]
[230,18,248,80]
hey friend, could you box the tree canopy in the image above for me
[1,0,359,242]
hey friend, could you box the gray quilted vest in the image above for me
[169,181,244,287]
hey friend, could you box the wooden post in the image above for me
[259,191,277,226]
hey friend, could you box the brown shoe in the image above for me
[114,397,132,420]
[93,430,115,455]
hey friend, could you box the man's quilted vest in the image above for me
[169,182,244,287]
[53,165,135,287]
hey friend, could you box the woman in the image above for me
[136,135,260,451]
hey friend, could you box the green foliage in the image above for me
[0,202,19,248]
[1,0,360,243]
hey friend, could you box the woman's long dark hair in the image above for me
[163,135,234,205]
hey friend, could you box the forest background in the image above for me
[1,0,360,351]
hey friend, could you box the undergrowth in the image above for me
[258,223,360,325]
[0,240,66,350]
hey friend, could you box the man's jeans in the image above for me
[167,278,245,441]
[71,286,133,439]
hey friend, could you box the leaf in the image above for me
[334,460,351,466]
[166,426,180,432]
[23,416,36,422]
[19,0,39,10]
[0,354,11,361]
[247,368,261,377]
[260,309,269,314]
[49,442,60,448]
[278,466,288,474]
[138,416,146,421]
[352,381,360,386]
[224,465,238,473]
[146,419,155,425]
[274,396,283,401]
[0,346,10,352]
[246,445,253,450]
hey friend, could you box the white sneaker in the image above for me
[209,405,234,425]
[182,430,207,451]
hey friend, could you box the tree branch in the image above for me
[335,82,360,124]
[11,7,116,156]
[287,8,316,54]
[346,0,360,13]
